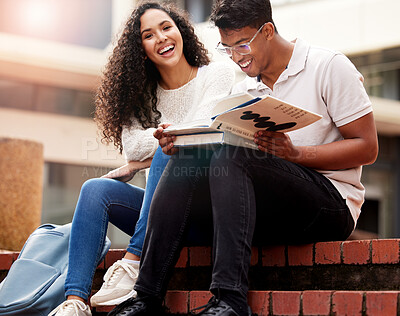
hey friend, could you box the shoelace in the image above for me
[103,260,139,287]
[190,296,228,315]
[48,300,88,316]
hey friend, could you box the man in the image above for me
[108,0,378,315]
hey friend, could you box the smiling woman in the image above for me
[140,8,193,90]
[42,2,235,316]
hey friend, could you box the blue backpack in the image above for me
[0,223,111,316]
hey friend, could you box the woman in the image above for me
[49,2,234,316]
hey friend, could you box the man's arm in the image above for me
[254,112,378,170]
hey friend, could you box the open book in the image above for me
[165,92,322,149]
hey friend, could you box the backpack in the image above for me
[0,223,111,315]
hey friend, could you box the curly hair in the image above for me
[94,1,210,153]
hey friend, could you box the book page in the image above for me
[164,119,212,135]
[211,92,255,117]
[211,95,322,139]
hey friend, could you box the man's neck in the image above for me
[259,35,294,90]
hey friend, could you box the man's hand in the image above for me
[154,123,179,155]
[101,159,152,182]
[254,113,378,170]
[254,130,301,162]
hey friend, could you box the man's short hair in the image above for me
[210,0,277,32]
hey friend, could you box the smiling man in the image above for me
[108,1,379,316]
[201,0,378,314]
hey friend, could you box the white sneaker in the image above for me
[90,259,139,307]
[48,299,91,316]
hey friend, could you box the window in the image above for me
[154,0,213,23]
[350,47,400,101]
[0,78,95,118]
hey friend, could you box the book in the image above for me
[172,131,259,150]
[165,92,322,148]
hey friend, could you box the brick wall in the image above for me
[2,239,400,315]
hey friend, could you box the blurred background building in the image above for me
[0,0,399,247]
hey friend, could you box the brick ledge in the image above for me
[2,239,399,271]
[93,290,400,316]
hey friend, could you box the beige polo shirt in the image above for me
[232,38,373,226]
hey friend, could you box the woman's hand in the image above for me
[153,123,179,155]
[101,159,152,182]
[254,130,301,162]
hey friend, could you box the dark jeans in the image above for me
[135,145,354,299]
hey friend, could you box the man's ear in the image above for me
[263,22,275,40]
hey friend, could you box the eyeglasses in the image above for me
[216,23,267,57]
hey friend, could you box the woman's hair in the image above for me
[95,1,210,153]
[210,0,277,32]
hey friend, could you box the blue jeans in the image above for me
[65,147,170,300]
[135,146,354,299]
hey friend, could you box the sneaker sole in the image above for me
[90,290,137,307]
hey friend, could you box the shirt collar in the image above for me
[284,38,309,78]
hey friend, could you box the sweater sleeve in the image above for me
[191,62,235,120]
[121,119,158,162]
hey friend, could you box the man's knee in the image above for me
[211,145,248,168]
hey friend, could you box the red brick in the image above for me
[248,291,270,316]
[175,247,188,268]
[0,252,17,270]
[302,291,332,315]
[262,245,286,267]
[288,244,313,266]
[315,241,342,265]
[372,239,400,264]
[104,249,125,268]
[189,291,212,312]
[342,240,370,265]
[93,305,114,313]
[96,260,105,270]
[271,291,301,316]
[165,291,189,314]
[332,291,363,316]
[250,246,259,266]
[189,247,212,266]
[365,291,399,316]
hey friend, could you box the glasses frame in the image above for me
[216,22,267,57]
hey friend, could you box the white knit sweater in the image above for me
[121,62,235,162]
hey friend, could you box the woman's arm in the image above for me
[121,122,159,162]
[101,158,153,182]
[105,120,157,181]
